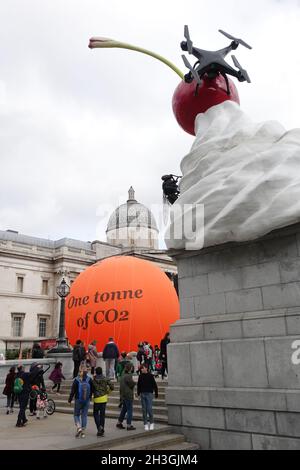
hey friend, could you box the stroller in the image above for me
[29,363,56,416]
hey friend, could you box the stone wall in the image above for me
[167,222,300,450]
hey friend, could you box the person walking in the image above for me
[137,364,158,431]
[68,369,93,438]
[102,337,119,379]
[72,340,86,378]
[159,332,170,380]
[15,365,41,427]
[88,340,99,375]
[49,362,65,394]
[92,366,114,437]
[116,363,136,431]
[3,366,16,415]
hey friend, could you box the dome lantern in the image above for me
[106,187,159,249]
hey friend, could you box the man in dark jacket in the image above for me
[159,332,170,380]
[72,340,86,378]
[137,364,158,431]
[102,337,119,379]
[116,363,136,431]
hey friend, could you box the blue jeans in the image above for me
[105,359,115,379]
[141,393,153,424]
[118,399,133,426]
[74,399,90,429]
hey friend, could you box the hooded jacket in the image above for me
[92,374,114,404]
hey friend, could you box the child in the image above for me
[36,391,48,419]
[3,366,16,414]
[49,362,65,394]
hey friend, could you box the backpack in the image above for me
[76,377,91,404]
[14,377,24,395]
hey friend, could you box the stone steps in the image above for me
[104,433,185,451]
[69,426,199,451]
[49,378,168,423]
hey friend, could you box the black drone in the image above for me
[181,25,252,95]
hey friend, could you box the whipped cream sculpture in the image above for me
[166,100,300,249]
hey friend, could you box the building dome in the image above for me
[106,187,159,249]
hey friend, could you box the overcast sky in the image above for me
[0,0,299,247]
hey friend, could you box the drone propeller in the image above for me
[181,55,201,84]
[232,55,251,83]
[184,25,193,54]
[218,29,252,50]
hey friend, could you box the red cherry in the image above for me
[172,74,240,136]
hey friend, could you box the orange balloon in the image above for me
[65,256,179,352]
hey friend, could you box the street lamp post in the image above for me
[50,278,72,353]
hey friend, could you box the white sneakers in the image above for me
[144,423,155,431]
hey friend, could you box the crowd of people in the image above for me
[68,334,170,438]
[2,333,171,440]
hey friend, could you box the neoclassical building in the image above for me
[0,188,177,353]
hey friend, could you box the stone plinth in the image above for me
[167,222,300,450]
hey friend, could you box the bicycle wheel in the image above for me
[46,399,56,415]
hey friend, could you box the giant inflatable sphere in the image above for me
[65,256,179,352]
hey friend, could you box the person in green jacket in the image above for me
[92,367,114,437]
[116,363,136,431]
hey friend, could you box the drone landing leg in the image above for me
[194,83,200,97]
[221,72,231,96]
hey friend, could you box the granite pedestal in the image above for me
[167,222,300,450]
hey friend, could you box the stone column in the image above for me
[166,222,300,450]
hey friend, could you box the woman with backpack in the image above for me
[68,369,93,438]
[92,366,114,437]
[3,366,16,414]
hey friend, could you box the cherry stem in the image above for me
[90,39,184,80]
